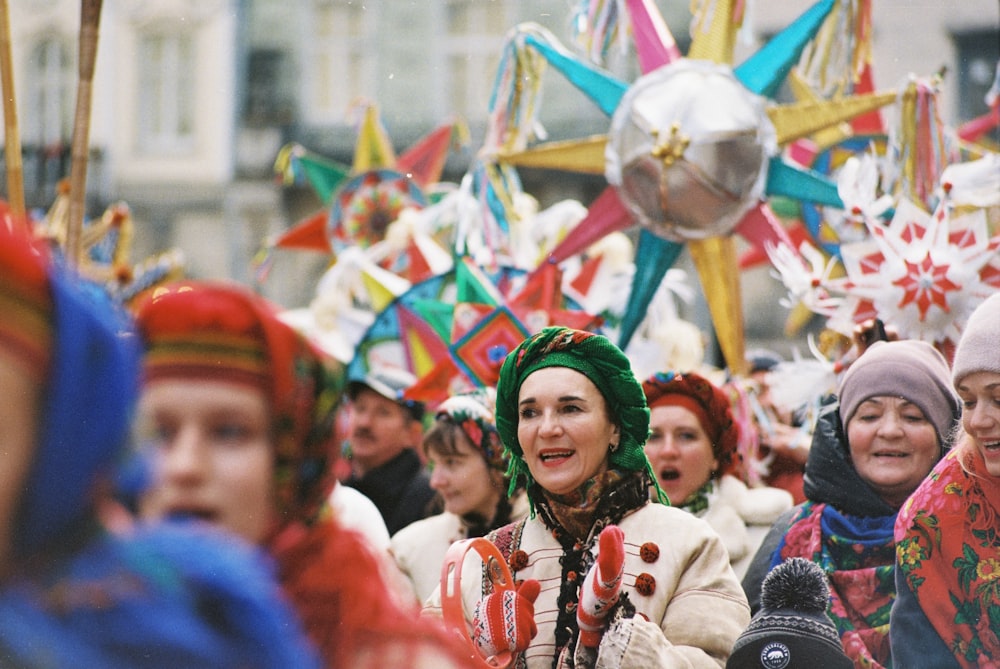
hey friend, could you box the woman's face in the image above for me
[955,371,1000,477]
[428,429,504,519]
[516,367,619,496]
[846,396,940,508]
[0,350,41,576]
[138,379,278,545]
[645,404,718,506]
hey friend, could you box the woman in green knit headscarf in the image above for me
[423,326,750,668]
[495,326,665,509]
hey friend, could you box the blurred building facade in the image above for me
[4,0,998,352]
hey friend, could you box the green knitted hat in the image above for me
[495,326,665,504]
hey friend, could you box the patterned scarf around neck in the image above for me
[772,501,896,668]
[531,469,649,667]
[678,479,715,516]
[896,449,1000,666]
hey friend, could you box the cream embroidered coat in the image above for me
[424,502,750,668]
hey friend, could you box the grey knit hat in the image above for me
[838,339,959,445]
[727,558,851,669]
[952,292,1000,387]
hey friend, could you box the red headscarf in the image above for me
[136,280,342,528]
[642,371,741,477]
[136,281,468,667]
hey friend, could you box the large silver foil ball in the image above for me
[605,60,777,241]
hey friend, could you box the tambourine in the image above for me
[440,537,517,669]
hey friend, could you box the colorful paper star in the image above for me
[480,0,897,374]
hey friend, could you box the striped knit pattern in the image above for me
[577,525,625,647]
[143,330,269,392]
[473,589,521,656]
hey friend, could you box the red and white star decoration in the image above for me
[823,194,999,348]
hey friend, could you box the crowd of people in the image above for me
[2,214,998,668]
[742,339,961,667]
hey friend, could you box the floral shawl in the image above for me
[772,501,896,668]
[895,448,1000,666]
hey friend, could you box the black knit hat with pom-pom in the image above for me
[727,558,852,669]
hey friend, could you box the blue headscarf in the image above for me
[1,523,320,668]
[15,253,141,557]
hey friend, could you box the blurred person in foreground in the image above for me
[135,280,467,668]
[0,221,317,668]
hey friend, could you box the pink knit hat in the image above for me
[839,340,959,444]
[951,292,1000,387]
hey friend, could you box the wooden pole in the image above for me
[0,0,25,224]
[66,0,103,266]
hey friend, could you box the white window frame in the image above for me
[300,0,379,125]
[440,0,514,119]
[136,30,197,155]
[25,36,73,148]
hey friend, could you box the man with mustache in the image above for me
[342,367,439,534]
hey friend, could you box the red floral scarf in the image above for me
[774,501,896,668]
[895,449,1000,667]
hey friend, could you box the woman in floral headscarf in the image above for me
[642,371,792,578]
[742,340,961,668]
[390,387,529,604]
[890,293,1000,668]
[135,281,467,669]
[424,327,748,669]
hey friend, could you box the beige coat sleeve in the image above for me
[390,512,466,606]
[617,506,750,668]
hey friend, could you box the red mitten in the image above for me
[472,579,541,657]
[577,525,625,647]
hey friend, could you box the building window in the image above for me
[21,37,74,205]
[245,49,293,126]
[443,0,511,118]
[137,32,196,153]
[953,30,1000,145]
[25,37,74,148]
[302,0,374,124]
